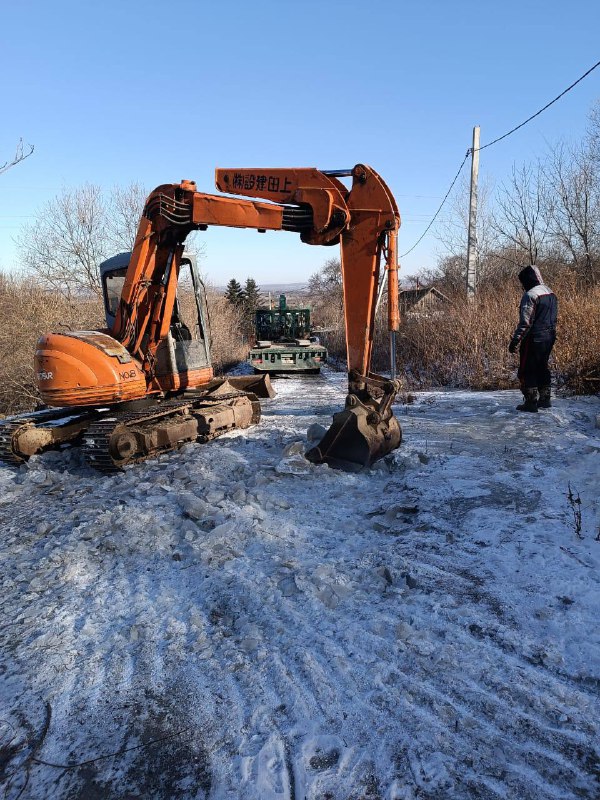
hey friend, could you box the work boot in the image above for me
[538,386,552,409]
[516,388,538,413]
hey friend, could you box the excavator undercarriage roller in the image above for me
[84,391,261,472]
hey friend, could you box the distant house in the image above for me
[399,286,452,315]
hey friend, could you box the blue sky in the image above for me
[1,0,598,286]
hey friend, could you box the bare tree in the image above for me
[492,162,551,266]
[433,173,514,290]
[436,174,497,260]
[545,141,599,284]
[413,254,465,297]
[17,184,106,298]
[587,99,600,166]
[17,182,149,298]
[307,258,343,326]
[413,98,600,302]
[107,182,147,252]
[0,138,34,176]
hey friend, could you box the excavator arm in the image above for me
[112,165,402,469]
[213,165,401,380]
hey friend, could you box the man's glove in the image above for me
[508,341,517,354]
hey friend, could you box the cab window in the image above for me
[103,268,127,318]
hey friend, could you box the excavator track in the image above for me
[0,418,35,466]
[0,380,265,471]
[82,392,261,472]
[0,407,101,466]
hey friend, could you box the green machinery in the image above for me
[248,295,327,374]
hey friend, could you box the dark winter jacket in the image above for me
[510,266,557,348]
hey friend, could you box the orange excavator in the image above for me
[0,164,402,471]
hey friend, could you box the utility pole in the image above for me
[466,125,480,301]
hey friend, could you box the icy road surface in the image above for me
[1,370,599,800]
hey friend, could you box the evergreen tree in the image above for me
[241,277,263,335]
[224,278,245,306]
[243,277,262,317]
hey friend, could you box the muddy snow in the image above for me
[1,370,599,799]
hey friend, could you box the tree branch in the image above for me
[0,139,34,176]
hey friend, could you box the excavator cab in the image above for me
[100,252,212,383]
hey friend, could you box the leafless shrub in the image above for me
[391,288,515,389]
[399,271,600,393]
[306,257,344,330]
[552,279,600,393]
[395,271,600,393]
[0,272,103,415]
[205,289,247,373]
[305,256,599,395]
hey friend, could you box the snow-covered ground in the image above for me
[1,370,599,800]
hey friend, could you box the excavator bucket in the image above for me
[207,374,276,399]
[306,386,402,472]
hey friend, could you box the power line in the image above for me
[399,58,600,258]
[476,59,600,152]
[400,152,470,257]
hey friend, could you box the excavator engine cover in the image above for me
[306,379,401,471]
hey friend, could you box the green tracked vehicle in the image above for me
[248,294,327,374]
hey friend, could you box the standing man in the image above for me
[508,266,558,412]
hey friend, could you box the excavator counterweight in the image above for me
[0,164,402,471]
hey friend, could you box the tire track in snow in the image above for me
[365,535,599,791]
[1,376,599,798]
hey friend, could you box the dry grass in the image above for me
[391,288,517,390]
[0,270,597,418]
[552,281,600,394]
[204,290,248,373]
[0,274,249,416]
[318,273,600,395]
[0,273,104,415]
